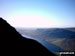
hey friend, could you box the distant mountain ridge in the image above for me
[16,28,75,39]
[63,28,75,32]
[16,28,75,51]
[36,28,75,38]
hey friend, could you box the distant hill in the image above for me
[16,28,75,51]
[16,28,75,39]
[63,27,75,32]
[52,34,75,51]
[36,28,75,38]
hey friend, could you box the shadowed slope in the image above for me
[0,17,56,56]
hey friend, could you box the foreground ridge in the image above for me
[0,17,56,56]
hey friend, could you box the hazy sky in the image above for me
[0,0,75,28]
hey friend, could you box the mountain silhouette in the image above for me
[0,17,56,56]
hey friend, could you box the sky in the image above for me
[0,0,75,28]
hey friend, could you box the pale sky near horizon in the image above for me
[0,0,75,28]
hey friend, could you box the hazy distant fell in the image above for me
[16,28,75,51]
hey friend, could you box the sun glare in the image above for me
[7,14,55,28]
